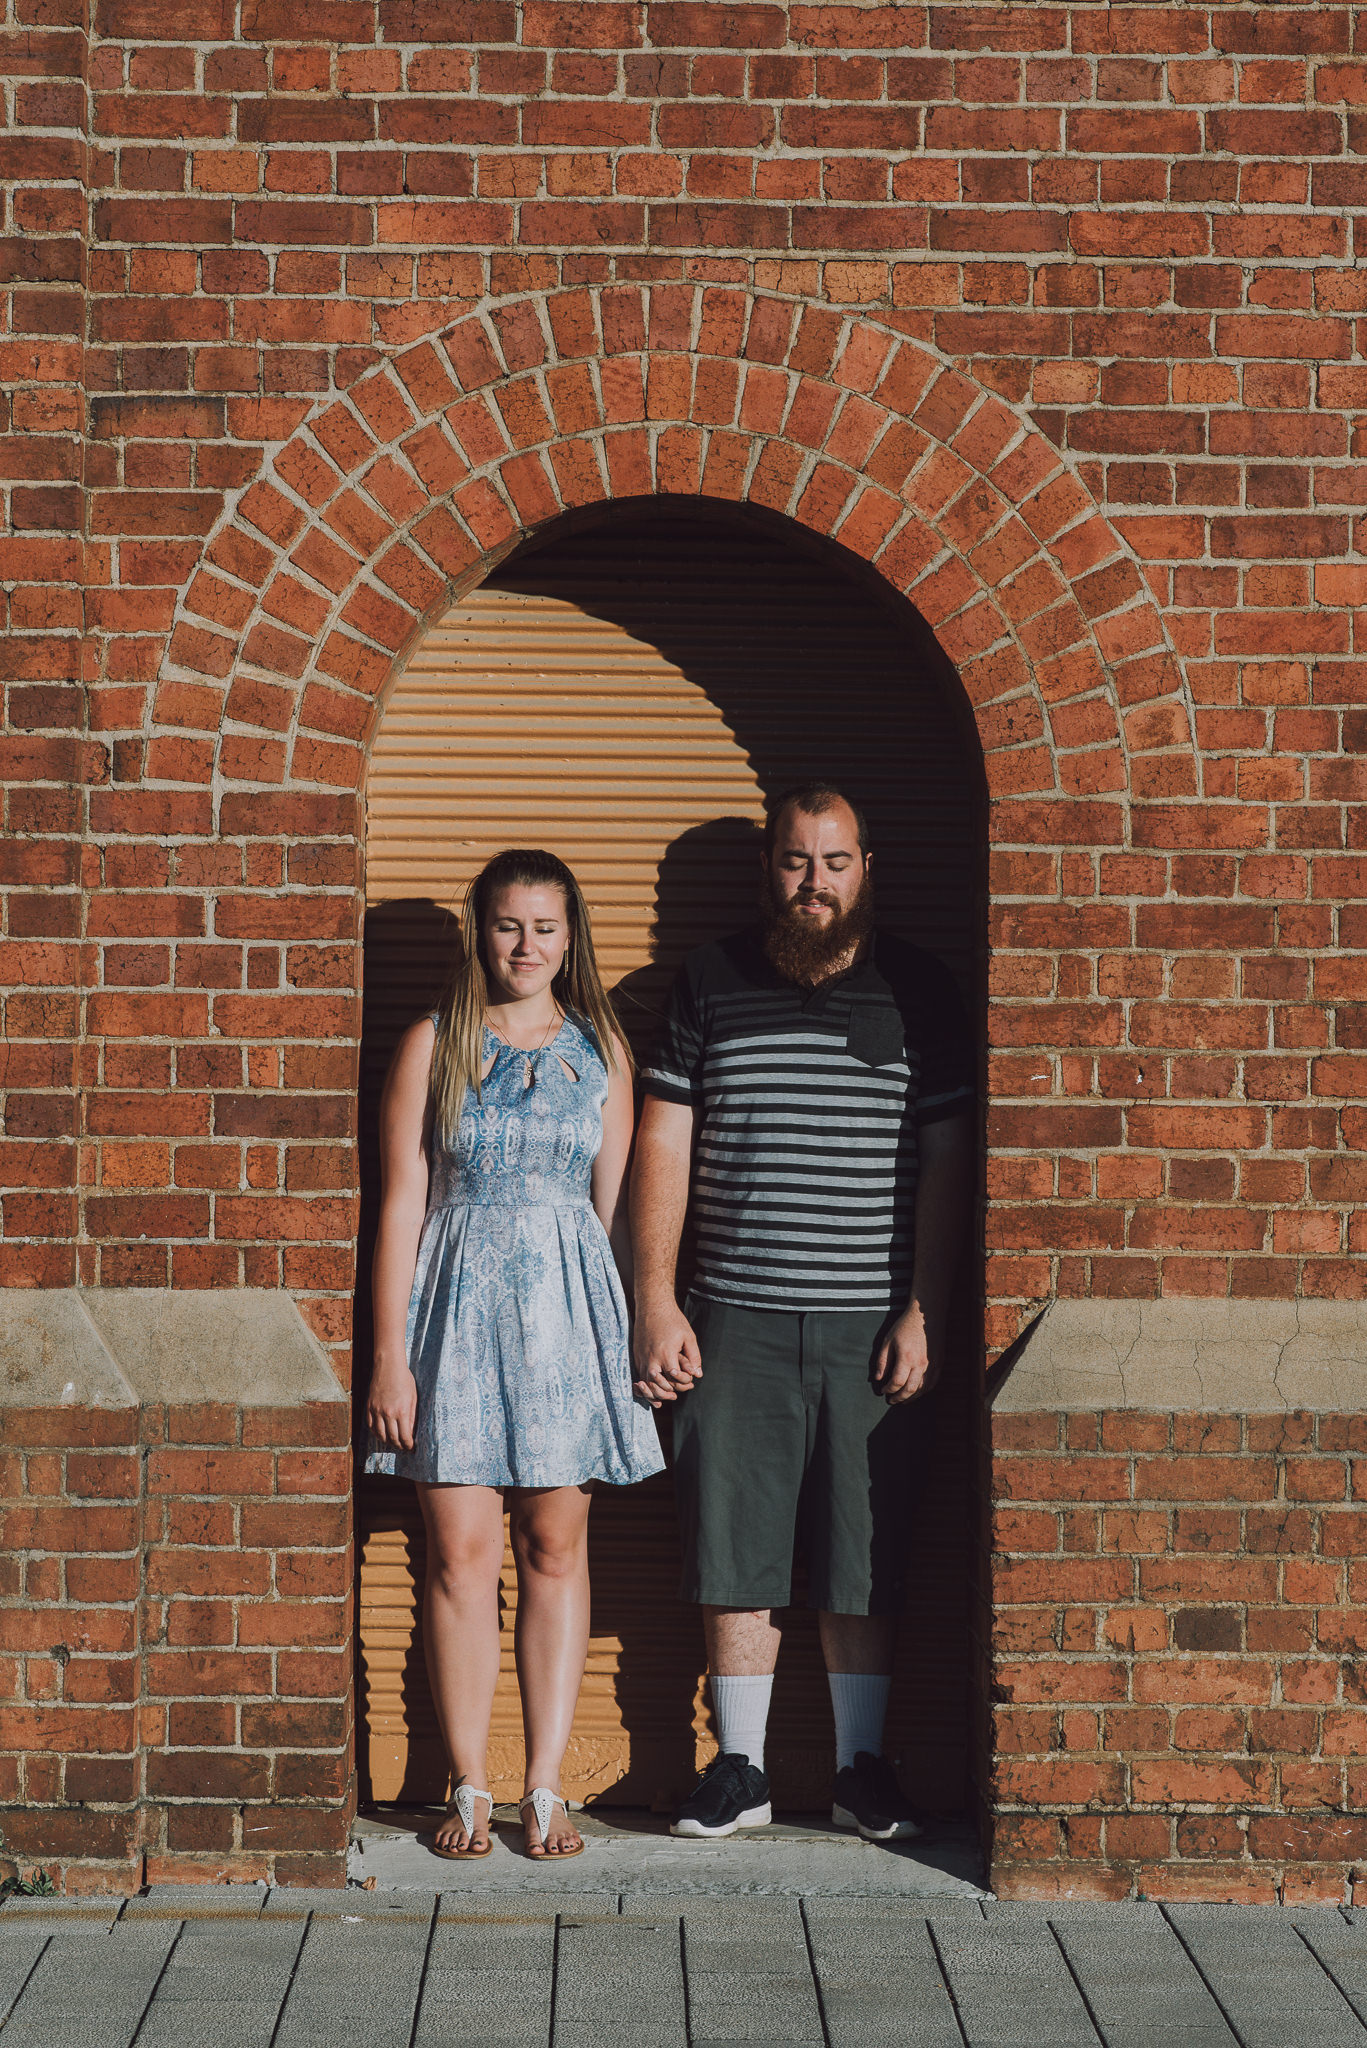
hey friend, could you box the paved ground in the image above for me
[5,1818,1367,2044]
[7,1887,1367,2045]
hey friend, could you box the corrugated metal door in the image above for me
[357,502,981,1813]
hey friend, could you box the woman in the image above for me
[366,848,663,1860]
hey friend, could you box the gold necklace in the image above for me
[489,1006,561,1090]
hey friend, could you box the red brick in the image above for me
[8,1,1367,1898]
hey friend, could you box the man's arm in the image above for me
[873,1111,975,1404]
[629,1094,703,1405]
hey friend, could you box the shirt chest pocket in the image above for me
[845,1004,906,1068]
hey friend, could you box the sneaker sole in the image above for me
[670,1802,772,1838]
[831,1803,922,1843]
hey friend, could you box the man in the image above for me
[630,783,975,1841]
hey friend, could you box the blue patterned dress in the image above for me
[366,1012,664,1489]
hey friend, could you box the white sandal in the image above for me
[431,1784,494,1860]
[519,1787,584,1860]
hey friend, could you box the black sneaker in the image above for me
[670,1752,772,1838]
[831,1752,922,1842]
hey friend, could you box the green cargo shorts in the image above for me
[671,1293,936,1617]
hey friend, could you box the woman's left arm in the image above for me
[591,1039,636,1287]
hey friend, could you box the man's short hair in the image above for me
[764,783,870,859]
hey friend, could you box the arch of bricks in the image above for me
[154,282,1197,815]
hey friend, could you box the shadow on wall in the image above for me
[611,815,765,1059]
[593,819,766,1805]
[352,896,461,1806]
[490,497,982,995]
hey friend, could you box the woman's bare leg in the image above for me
[418,1483,506,1853]
[509,1484,592,1855]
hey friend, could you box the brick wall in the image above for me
[988,1395,1367,1904]
[1,1,1362,1345]
[0,1402,142,1888]
[1,0,1365,1895]
[139,1396,353,1888]
[0,1325,353,1893]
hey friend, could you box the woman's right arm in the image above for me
[366,1016,436,1453]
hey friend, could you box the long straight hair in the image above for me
[429,847,632,1140]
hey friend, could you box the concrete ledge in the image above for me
[990,1298,1367,1413]
[0,1290,343,1407]
[81,1289,344,1405]
[0,1290,135,1408]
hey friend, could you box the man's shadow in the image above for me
[583,818,767,1808]
[611,815,764,1062]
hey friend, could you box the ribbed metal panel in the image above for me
[358,509,979,1812]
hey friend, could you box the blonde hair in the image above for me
[430,848,632,1141]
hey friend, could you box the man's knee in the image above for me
[704,1605,781,1672]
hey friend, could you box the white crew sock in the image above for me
[828,1672,892,1771]
[710,1673,773,1773]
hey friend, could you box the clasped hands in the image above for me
[631,1297,703,1408]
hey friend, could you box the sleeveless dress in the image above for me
[365,1012,664,1489]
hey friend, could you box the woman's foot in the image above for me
[433,1785,493,1858]
[519,1786,583,1857]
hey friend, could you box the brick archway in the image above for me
[153,283,1197,820]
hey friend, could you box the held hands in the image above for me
[632,1295,703,1408]
[367,1363,419,1451]
[873,1301,941,1406]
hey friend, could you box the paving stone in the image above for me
[132,1999,289,2048]
[263,1884,435,1920]
[1288,1911,1367,2027]
[982,1900,1166,1926]
[135,1915,305,2048]
[0,1923,179,2048]
[1291,1910,1361,1937]
[928,1909,1101,2047]
[0,1895,126,1927]
[0,1933,49,2025]
[438,1892,617,1922]
[414,1908,555,2047]
[271,1907,433,2048]
[124,1886,267,1921]
[802,1902,964,2047]
[1053,1917,1237,2048]
[811,1894,985,1921]
[553,1912,687,2047]
[665,1895,825,2045]
[1166,1906,1367,2048]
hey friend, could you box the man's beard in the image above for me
[762,873,875,985]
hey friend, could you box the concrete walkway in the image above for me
[5,1819,1367,2045]
[350,1802,988,1897]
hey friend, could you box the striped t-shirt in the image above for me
[641,928,974,1311]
